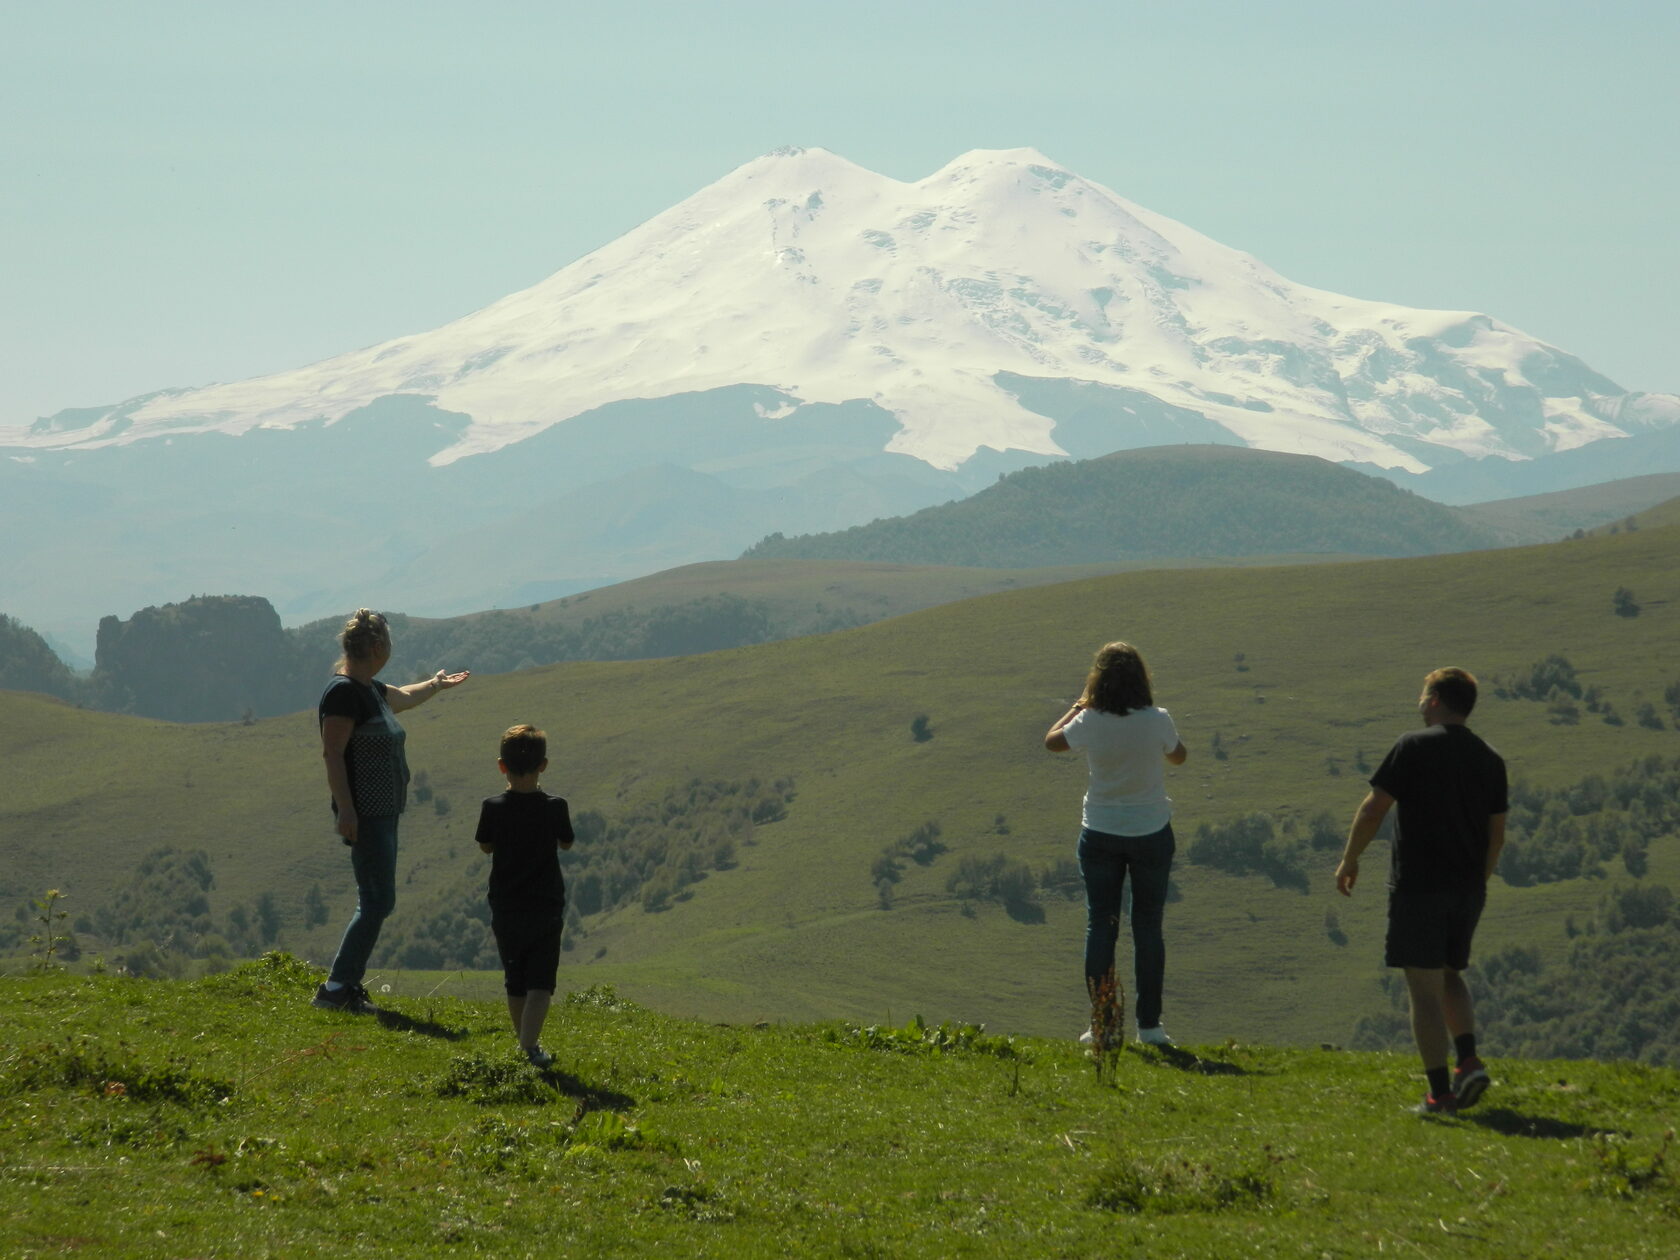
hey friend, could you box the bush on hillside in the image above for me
[1500,755,1680,887]
[1186,813,1313,893]
[1491,654,1580,703]
[946,854,1042,921]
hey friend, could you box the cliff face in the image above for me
[93,595,313,722]
[0,614,80,701]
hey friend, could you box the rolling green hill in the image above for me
[1595,492,1680,535]
[16,555,1355,723]
[3,519,1677,1058]
[742,445,1506,564]
[1458,474,1680,542]
[299,553,1358,683]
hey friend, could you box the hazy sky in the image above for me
[4,0,1675,429]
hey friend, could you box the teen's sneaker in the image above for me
[1078,1028,1096,1047]
[312,982,379,1014]
[1136,1024,1175,1048]
[1452,1057,1491,1109]
[1414,1092,1458,1116]
[524,1045,554,1068]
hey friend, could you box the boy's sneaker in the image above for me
[524,1044,554,1068]
[1452,1057,1491,1109]
[1414,1092,1458,1116]
[1136,1024,1175,1047]
[1078,1028,1096,1047]
[312,982,379,1014]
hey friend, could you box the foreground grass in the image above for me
[3,958,1676,1258]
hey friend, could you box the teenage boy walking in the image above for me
[1335,667,1508,1115]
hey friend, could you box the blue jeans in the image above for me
[1079,823,1175,1029]
[328,814,399,986]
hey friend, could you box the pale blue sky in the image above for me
[3,0,1675,428]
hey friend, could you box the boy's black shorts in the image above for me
[491,907,563,996]
[1385,883,1486,970]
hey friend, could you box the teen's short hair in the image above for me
[1080,641,1155,716]
[500,724,547,776]
[1424,667,1478,717]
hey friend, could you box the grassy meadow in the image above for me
[2,957,1677,1258]
[2,515,1677,1049]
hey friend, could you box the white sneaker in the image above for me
[1078,1028,1096,1046]
[1136,1024,1175,1047]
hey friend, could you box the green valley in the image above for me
[3,511,1677,1060]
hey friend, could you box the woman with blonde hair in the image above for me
[312,608,470,1013]
[1045,641,1187,1049]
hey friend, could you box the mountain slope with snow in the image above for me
[19,147,1677,472]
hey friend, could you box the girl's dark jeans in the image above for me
[1078,823,1175,1029]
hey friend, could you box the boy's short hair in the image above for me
[1424,667,1478,717]
[500,724,546,776]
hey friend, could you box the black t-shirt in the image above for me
[1370,723,1508,893]
[475,790,574,914]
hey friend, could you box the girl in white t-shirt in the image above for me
[1045,641,1188,1050]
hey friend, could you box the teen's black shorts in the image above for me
[1385,883,1486,970]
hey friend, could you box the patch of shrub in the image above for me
[433,1052,560,1106]
[1,1038,232,1108]
[1492,654,1581,702]
[822,1014,1024,1060]
[1186,813,1312,893]
[1500,755,1680,887]
[1087,1147,1282,1214]
[870,820,947,906]
[946,854,1041,918]
[564,984,638,1013]
[195,950,323,998]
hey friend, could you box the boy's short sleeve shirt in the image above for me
[476,791,574,914]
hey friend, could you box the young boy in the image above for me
[475,724,575,1067]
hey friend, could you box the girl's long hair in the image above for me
[334,608,390,674]
[1079,641,1154,716]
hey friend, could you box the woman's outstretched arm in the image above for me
[386,669,471,713]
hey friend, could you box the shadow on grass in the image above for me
[538,1068,636,1112]
[375,1010,471,1041]
[1465,1107,1627,1141]
[1136,1046,1266,1077]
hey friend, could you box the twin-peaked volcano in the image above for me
[9,147,1680,651]
[22,146,1678,472]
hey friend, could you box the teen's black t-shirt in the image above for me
[475,790,573,915]
[1370,724,1508,893]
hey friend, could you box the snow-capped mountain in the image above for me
[8,147,1680,655]
[18,146,1677,473]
